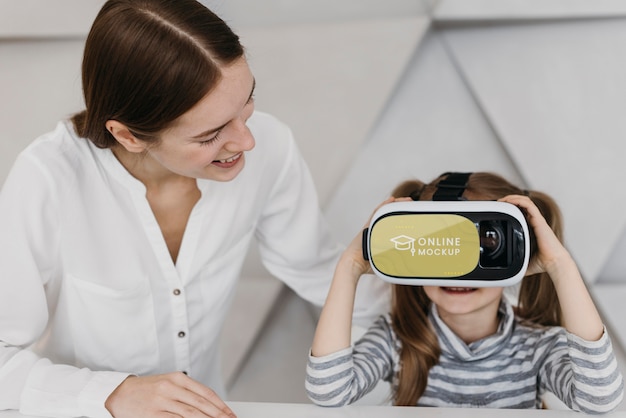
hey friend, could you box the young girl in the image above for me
[306,172,624,413]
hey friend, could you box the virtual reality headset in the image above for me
[361,173,531,287]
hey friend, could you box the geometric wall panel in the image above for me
[442,18,626,282]
[325,30,526,247]
[0,0,102,38]
[598,226,626,284]
[434,0,626,21]
[0,39,85,183]
[329,14,626,284]
[202,0,432,28]
[238,17,426,207]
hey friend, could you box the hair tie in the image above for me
[409,190,421,201]
[523,189,530,196]
[432,172,472,201]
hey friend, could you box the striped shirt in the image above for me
[306,301,624,413]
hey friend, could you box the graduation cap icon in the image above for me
[390,235,416,256]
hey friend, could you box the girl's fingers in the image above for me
[499,194,569,274]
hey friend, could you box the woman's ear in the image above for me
[105,120,148,153]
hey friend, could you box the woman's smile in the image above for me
[212,152,243,168]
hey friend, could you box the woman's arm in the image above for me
[250,113,391,328]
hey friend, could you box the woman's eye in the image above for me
[199,130,222,146]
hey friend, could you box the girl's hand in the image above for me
[311,196,410,357]
[342,197,411,284]
[500,194,604,341]
[105,373,236,418]
[498,194,570,278]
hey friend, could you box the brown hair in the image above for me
[71,0,244,148]
[389,172,563,405]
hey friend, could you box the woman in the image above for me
[0,1,387,417]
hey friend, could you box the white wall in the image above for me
[0,0,102,37]
[200,0,433,28]
[0,39,84,182]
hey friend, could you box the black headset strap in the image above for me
[432,172,472,201]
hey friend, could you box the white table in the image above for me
[2,402,625,418]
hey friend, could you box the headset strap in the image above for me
[432,172,472,201]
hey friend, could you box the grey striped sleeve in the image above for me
[540,327,624,414]
[305,315,395,407]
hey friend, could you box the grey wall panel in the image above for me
[201,0,432,29]
[0,1,103,38]
[325,31,524,247]
[434,0,626,22]
[238,18,426,207]
[442,18,626,281]
[0,39,85,184]
[597,226,626,284]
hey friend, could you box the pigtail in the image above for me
[391,180,427,201]
[391,286,440,406]
[390,180,440,405]
[515,190,564,327]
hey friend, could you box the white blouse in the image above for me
[0,111,390,417]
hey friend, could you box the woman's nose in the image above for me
[229,119,255,151]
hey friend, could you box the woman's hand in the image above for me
[498,194,570,278]
[105,373,236,418]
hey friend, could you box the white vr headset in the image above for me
[361,173,531,287]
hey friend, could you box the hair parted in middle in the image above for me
[72,0,245,149]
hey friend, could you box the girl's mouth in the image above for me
[441,287,477,294]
